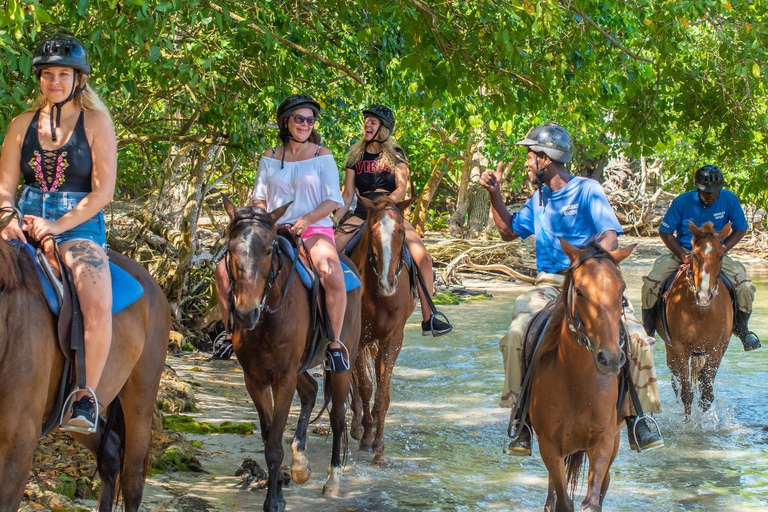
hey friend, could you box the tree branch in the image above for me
[207,2,365,85]
[117,133,242,148]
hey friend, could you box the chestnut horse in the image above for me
[223,199,361,512]
[349,195,416,466]
[658,221,733,418]
[529,240,635,512]
[0,216,170,511]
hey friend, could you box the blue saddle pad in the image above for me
[17,242,144,316]
[276,236,361,292]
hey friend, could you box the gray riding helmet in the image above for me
[516,122,573,163]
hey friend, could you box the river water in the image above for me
[141,259,768,512]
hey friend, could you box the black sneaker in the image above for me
[421,314,453,337]
[212,332,234,360]
[326,346,350,373]
[741,331,761,351]
[66,396,96,430]
[627,416,664,452]
[507,425,532,456]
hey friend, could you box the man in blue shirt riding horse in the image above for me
[481,122,664,456]
[641,164,760,351]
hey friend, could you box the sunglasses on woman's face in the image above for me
[291,114,316,126]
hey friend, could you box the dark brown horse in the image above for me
[659,221,733,418]
[529,240,635,512]
[0,220,170,511]
[223,198,361,512]
[348,195,416,466]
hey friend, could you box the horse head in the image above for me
[560,238,636,375]
[358,195,416,296]
[687,221,731,307]
[223,195,291,330]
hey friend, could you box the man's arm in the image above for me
[722,229,746,252]
[660,232,687,261]
[480,163,518,241]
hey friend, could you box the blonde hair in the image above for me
[345,127,407,171]
[27,74,112,120]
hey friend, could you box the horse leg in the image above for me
[0,415,41,511]
[666,347,692,418]
[582,433,618,512]
[243,378,279,511]
[544,476,557,512]
[263,381,295,512]
[349,367,363,441]
[355,344,375,451]
[538,442,573,512]
[70,415,122,512]
[599,434,621,506]
[698,351,723,412]
[371,334,402,466]
[290,372,318,485]
[323,370,353,498]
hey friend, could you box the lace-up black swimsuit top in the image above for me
[20,109,93,193]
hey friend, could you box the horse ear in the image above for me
[609,244,636,264]
[559,237,582,262]
[269,202,292,224]
[688,221,702,238]
[222,194,237,220]
[396,196,418,212]
[358,195,375,211]
[718,221,732,240]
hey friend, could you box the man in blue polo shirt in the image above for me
[481,122,663,456]
[641,164,760,351]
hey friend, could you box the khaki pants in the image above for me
[500,273,661,415]
[641,252,755,313]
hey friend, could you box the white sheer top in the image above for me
[251,154,344,227]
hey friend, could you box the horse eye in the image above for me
[575,288,584,297]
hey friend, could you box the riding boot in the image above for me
[507,421,532,456]
[626,415,663,452]
[733,310,761,351]
[642,301,659,338]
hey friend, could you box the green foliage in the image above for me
[162,414,254,435]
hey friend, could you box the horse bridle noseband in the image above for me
[367,206,406,278]
[563,251,627,350]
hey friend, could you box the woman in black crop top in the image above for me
[335,105,452,336]
[0,35,117,430]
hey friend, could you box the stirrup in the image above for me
[632,413,662,453]
[424,311,452,336]
[60,386,99,434]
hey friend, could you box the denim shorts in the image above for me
[17,185,107,250]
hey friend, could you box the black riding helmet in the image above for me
[362,104,395,131]
[32,35,91,142]
[695,164,724,193]
[32,35,91,76]
[276,94,320,125]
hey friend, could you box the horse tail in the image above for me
[565,451,585,497]
[96,396,126,508]
[361,340,379,392]
[690,351,707,386]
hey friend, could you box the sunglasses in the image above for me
[290,114,316,126]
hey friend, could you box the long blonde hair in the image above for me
[27,74,112,119]
[345,126,407,171]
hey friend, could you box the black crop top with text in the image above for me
[348,148,406,196]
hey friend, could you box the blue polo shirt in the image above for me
[511,177,623,273]
[660,189,747,250]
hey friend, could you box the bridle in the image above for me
[685,232,722,299]
[366,206,406,278]
[562,249,627,351]
[225,218,298,329]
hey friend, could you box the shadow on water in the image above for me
[141,261,768,511]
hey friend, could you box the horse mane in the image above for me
[0,242,43,295]
[227,206,275,238]
[367,195,400,219]
[693,221,716,239]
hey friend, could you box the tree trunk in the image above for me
[465,152,490,239]
[449,137,479,236]
[412,154,447,235]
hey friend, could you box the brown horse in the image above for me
[529,239,635,512]
[348,195,416,466]
[223,198,361,512]
[0,220,170,511]
[659,221,733,418]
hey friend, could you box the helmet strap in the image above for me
[48,71,86,143]
[364,124,389,151]
[534,155,552,207]
[281,132,311,170]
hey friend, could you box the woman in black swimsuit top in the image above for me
[334,105,452,336]
[0,35,118,430]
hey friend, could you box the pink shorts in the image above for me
[301,225,336,246]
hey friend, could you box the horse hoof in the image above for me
[322,484,340,498]
[359,441,372,452]
[350,428,361,441]
[291,464,311,485]
[371,454,387,467]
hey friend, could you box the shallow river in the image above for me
[142,257,768,512]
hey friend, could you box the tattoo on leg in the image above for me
[69,241,106,285]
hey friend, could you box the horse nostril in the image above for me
[618,351,626,367]
[596,350,609,367]
[393,278,398,288]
